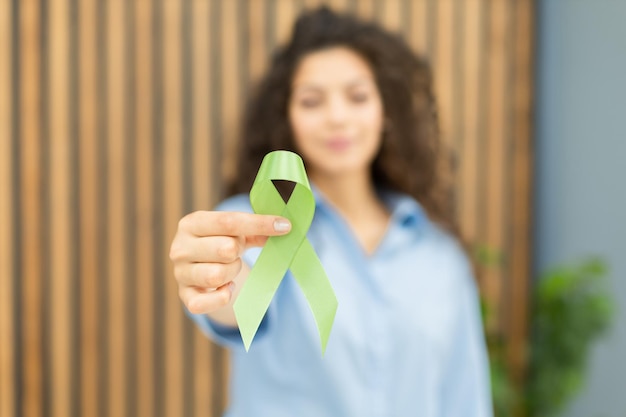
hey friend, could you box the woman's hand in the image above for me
[169,211,291,324]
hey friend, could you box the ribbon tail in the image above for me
[290,239,338,354]
[233,238,291,351]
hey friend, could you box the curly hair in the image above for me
[229,6,456,233]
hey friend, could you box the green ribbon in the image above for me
[233,150,338,353]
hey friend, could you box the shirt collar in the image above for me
[310,183,428,231]
[379,189,427,230]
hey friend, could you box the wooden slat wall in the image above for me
[0,0,534,416]
[0,1,15,417]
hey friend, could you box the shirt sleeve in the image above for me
[440,259,494,417]
[183,194,276,350]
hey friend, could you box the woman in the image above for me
[170,7,492,417]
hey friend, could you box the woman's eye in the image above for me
[350,92,369,103]
[299,98,321,108]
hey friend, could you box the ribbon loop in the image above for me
[233,151,338,353]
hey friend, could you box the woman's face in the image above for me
[288,46,385,179]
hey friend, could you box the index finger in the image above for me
[182,211,291,238]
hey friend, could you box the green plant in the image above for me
[489,341,520,417]
[479,256,614,417]
[526,257,614,417]
[480,293,520,417]
[474,244,520,416]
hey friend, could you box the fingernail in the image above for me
[273,218,291,233]
[228,281,236,294]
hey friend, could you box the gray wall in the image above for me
[535,1,626,416]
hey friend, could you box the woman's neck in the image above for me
[310,170,391,255]
[310,170,380,217]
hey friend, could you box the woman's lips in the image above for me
[326,137,352,152]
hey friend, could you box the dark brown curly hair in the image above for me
[229,6,456,233]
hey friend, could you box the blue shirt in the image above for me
[188,188,493,417]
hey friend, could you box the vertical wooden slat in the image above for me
[355,0,375,20]
[49,0,72,415]
[151,2,166,413]
[124,4,138,415]
[78,0,100,415]
[221,0,241,184]
[327,0,350,12]
[193,333,215,417]
[381,0,402,33]
[135,1,155,416]
[248,0,268,84]
[163,1,185,416]
[303,0,326,10]
[191,1,213,416]
[458,0,483,247]
[483,0,510,330]
[508,0,533,383]
[0,0,15,416]
[275,0,297,47]
[409,0,429,54]
[433,0,454,145]
[106,0,127,416]
[19,1,44,416]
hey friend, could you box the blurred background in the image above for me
[0,0,623,417]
